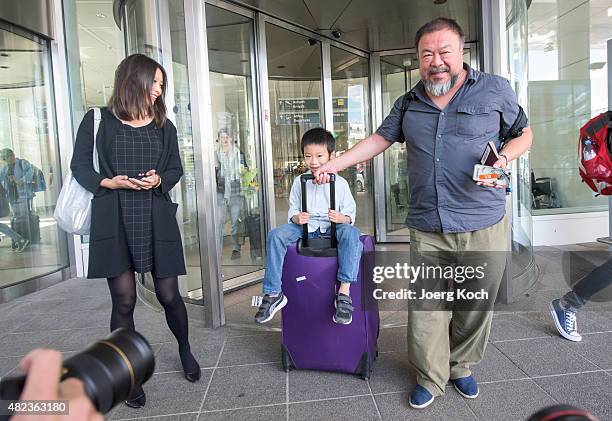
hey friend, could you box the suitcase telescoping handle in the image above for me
[300,173,336,249]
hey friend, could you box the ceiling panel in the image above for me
[265,23,322,79]
[232,0,317,28]
[302,0,352,30]
[74,1,114,28]
[235,0,477,51]
[205,4,254,77]
[335,0,477,51]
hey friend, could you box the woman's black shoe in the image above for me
[179,351,202,383]
[184,360,201,382]
[125,386,146,408]
[180,350,201,382]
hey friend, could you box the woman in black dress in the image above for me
[71,54,200,408]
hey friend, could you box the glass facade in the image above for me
[0,22,68,288]
[266,23,323,227]
[3,0,582,321]
[165,0,203,300]
[527,0,612,214]
[205,3,265,283]
[330,46,373,235]
[506,0,534,279]
[61,0,123,261]
[380,53,419,239]
[122,0,205,302]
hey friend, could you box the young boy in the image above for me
[254,128,363,325]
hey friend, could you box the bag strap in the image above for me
[399,90,415,142]
[93,108,101,173]
[501,105,528,143]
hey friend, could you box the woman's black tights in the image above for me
[107,271,196,371]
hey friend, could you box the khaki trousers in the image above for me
[407,216,508,396]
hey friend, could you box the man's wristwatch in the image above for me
[499,153,509,166]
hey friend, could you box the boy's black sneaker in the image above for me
[333,293,354,325]
[254,293,288,324]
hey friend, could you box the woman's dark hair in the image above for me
[109,54,167,127]
[415,17,465,51]
[300,128,335,155]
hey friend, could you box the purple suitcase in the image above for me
[280,174,379,379]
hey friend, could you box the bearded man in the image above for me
[314,18,532,409]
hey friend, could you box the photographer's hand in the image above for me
[12,349,103,421]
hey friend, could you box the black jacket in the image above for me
[71,107,186,278]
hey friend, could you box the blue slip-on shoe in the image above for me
[549,299,582,342]
[453,376,479,399]
[409,384,434,409]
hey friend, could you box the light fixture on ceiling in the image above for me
[96,12,106,18]
[608,7,612,17]
[433,0,447,4]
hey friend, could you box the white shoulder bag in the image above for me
[53,108,101,235]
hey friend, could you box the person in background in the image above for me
[0,148,35,217]
[0,149,35,252]
[550,258,612,342]
[0,221,29,252]
[215,128,246,260]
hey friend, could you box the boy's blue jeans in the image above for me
[262,223,363,295]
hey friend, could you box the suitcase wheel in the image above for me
[356,351,372,381]
[281,344,294,372]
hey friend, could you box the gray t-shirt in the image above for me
[375,64,526,233]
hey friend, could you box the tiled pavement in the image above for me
[1,244,612,420]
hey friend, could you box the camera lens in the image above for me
[0,328,155,414]
[65,328,155,412]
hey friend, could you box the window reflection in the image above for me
[330,46,373,235]
[0,25,68,287]
[527,0,611,214]
[207,4,264,283]
[266,24,323,227]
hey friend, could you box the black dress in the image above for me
[110,121,163,274]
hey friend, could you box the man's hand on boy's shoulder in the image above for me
[328,209,350,224]
[292,211,310,225]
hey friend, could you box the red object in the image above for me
[578,111,612,195]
